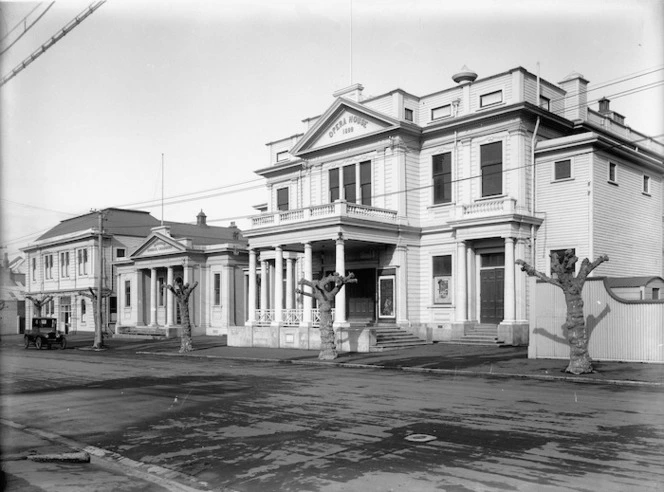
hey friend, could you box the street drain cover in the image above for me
[404,434,437,443]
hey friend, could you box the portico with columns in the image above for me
[115,221,248,338]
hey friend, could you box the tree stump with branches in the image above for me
[79,287,112,349]
[167,278,199,353]
[26,295,54,317]
[296,272,357,360]
[516,250,609,375]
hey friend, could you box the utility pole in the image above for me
[98,210,103,338]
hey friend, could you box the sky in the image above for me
[1,0,663,258]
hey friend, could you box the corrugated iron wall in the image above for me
[531,278,664,363]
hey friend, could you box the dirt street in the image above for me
[2,347,663,491]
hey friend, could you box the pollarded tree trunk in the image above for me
[296,272,357,360]
[516,250,608,375]
[167,279,199,353]
[26,295,53,318]
[79,288,112,349]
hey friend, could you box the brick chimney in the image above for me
[558,71,589,121]
[197,210,207,226]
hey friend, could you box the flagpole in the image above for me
[161,153,164,226]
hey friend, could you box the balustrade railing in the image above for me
[251,201,397,228]
[253,308,335,327]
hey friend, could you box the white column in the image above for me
[515,238,527,321]
[335,237,346,324]
[274,246,283,323]
[475,253,482,323]
[467,247,476,321]
[150,268,157,326]
[247,249,257,323]
[286,257,294,309]
[166,266,174,326]
[396,245,408,323]
[303,242,313,324]
[504,237,516,322]
[456,241,467,322]
[260,260,268,310]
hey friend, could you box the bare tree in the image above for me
[25,295,54,317]
[296,272,357,360]
[167,278,199,353]
[79,287,112,349]
[516,249,609,375]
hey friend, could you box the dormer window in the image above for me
[276,150,289,162]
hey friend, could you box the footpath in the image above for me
[4,333,663,387]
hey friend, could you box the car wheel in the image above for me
[24,336,30,349]
[60,338,67,350]
[35,337,43,350]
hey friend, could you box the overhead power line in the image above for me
[0,2,55,57]
[0,1,106,87]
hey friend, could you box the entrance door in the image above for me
[345,268,376,323]
[480,253,504,324]
[60,296,71,334]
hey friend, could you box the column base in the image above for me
[333,320,351,329]
[497,321,529,346]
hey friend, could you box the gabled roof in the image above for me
[164,221,243,245]
[289,97,412,157]
[37,208,160,242]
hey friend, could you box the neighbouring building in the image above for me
[0,253,26,335]
[233,65,664,357]
[22,208,163,334]
[114,211,248,337]
[23,208,248,338]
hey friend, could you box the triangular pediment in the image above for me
[291,99,400,155]
[131,233,187,259]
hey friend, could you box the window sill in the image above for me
[607,180,619,186]
[427,202,454,210]
[477,102,505,112]
[552,177,574,183]
[475,194,506,201]
[642,192,652,197]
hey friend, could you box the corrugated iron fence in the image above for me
[531,278,664,363]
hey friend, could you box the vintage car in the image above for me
[24,317,67,350]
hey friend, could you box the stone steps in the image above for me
[370,326,429,352]
[448,324,504,346]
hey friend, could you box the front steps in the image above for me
[370,325,429,352]
[448,323,504,346]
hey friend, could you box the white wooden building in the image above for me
[233,66,664,353]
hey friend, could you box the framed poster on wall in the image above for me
[378,275,395,319]
[433,275,452,304]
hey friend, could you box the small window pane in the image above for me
[343,164,356,203]
[554,159,571,180]
[360,161,371,206]
[433,255,452,276]
[404,108,413,121]
[643,175,650,194]
[609,163,617,182]
[276,150,289,162]
[277,187,289,211]
[480,90,502,108]
[432,153,452,204]
[431,105,451,120]
[329,168,339,202]
[539,96,550,110]
[480,142,502,196]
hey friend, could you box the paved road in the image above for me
[2,347,663,491]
